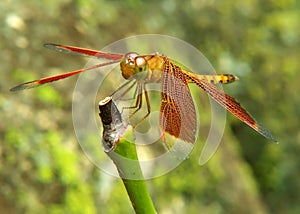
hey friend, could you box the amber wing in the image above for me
[159,58,197,144]
[183,71,277,142]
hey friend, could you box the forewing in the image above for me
[44,44,123,60]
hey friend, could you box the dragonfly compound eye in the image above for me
[124,52,139,66]
[121,52,144,79]
[133,56,147,76]
[125,52,138,59]
[135,57,147,67]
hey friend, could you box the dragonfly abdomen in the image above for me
[196,74,238,84]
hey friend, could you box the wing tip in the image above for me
[10,84,26,91]
[44,43,60,48]
[43,43,65,52]
[10,80,39,91]
[257,123,277,142]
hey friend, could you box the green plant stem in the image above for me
[98,97,156,214]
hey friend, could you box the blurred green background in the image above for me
[1,0,299,213]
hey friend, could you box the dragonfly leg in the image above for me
[112,81,151,128]
[123,83,143,115]
[132,84,151,128]
[111,79,136,100]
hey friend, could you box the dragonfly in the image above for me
[10,44,277,145]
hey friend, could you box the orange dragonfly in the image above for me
[10,44,277,144]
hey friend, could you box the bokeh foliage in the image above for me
[1,0,299,213]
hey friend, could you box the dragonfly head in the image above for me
[120,52,148,80]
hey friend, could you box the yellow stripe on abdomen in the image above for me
[194,74,238,84]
